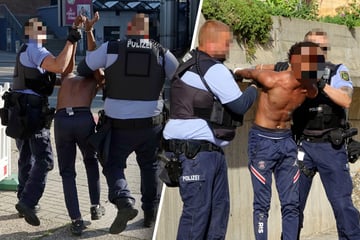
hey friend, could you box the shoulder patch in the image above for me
[340,71,350,81]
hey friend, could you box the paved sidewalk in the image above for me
[0,129,155,240]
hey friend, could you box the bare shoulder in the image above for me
[277,71,299,87]
[266,70,295,89]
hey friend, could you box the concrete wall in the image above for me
[155,16,360,240]
[227,16,360,86]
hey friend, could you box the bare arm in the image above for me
[256,62,292,72]
[85,11,99,51]
[255,64,276,70]
[85,12,104,91]
[42,15,85,73]
[234,68,277,89]
[41,42,76,73]
[61,42,77,78]
[322,85,352,108]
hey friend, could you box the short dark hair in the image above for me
[287,41,325,63]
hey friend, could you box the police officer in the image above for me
[293,30,360,240]
[162,20,258,239]
[7,17,82,226]
[77,13,179,234]
[269,29,360,239]
[235,41,323,240]
[54,13,105,236]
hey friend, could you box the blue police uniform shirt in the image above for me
[331,64,353,89]
[163,62,243,147]
[84,41,179,119]
[17,41,51,95]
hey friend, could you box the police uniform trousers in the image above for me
[171,149,230,240]
[298,140,360,239]
[103,122,162,212]
[54,107,101,220]
[16,128,54,208]
[248,124,299,240]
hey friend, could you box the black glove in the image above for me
[230,69,243,82]
[234,74,243,83]
[67,28,81,44]
[317,77,327,90]
[274,61,289,72]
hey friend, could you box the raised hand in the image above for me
[85,11,100,32]
[73,15,86,29]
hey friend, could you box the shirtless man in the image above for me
[53,13,105,236]
[233,41,324,240]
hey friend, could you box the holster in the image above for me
[3,91,50,139]
[347,138,360,163]
[0,91,11,126]
[157,149,182,187]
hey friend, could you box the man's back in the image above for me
[57,75,100,110]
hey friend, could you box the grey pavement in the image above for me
[0,135,154,240]
[0,50,339,239]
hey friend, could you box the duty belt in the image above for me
[110,114,163,129]
[163,139,223,155]
[302,134,330,143]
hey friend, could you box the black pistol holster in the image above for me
[347,138,360,163]
[157,149,182,187]
[2,90,54,139]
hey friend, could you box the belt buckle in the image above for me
[66,107,74,116]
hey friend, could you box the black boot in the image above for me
[15,202,40,226]
[143,209,156,228]
[109,198,138,234]
[18,204,40,218]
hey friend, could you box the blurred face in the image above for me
[127,14,149,37]
[305,34,329,57]
[209,31,232,61]
[25,18,47,44]
[290,46,325,82]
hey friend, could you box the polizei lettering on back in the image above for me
[127,39,152,49]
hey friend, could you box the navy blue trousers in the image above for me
[298,140,360,240]
[103,124,162,211]
[16,127,54,208]
[172,150,229,240]
[54,108,100,220]
[248,125,299,240]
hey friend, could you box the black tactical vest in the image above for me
[12,44,56,96]
[104,38,165,100]
[292,62,347,136]
[170,49,242,141]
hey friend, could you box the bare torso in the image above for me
[56,73,98,110]
[254,71,316,129]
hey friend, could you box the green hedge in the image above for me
[202,0,360,61]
